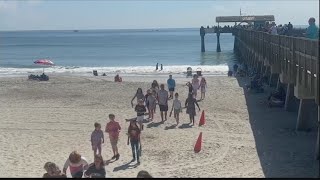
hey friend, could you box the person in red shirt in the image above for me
[105,114,121,160]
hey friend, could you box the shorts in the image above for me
[136,115,144,124]
[92,143,101,151]
[169,88,175,92]
[174,109,180,116]
[110,138,118,148]
[159,104,168,111]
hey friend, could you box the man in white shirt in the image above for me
[269,22,278,35]
[158,84,169,122]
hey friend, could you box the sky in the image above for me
[0,0,319,31]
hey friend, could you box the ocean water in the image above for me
[0,28,237,77]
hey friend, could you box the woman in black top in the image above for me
[84,154,106,178]
[127,119,141,164]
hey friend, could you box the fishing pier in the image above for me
[200,15,320,161]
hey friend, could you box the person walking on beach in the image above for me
[145,89,151,116]
[167,75,176,99]
[91,122,104,157]
[151,80,159,113]
[131,88,145,108]
[63,151,89,178]
[158,84,169,122]
[191,74,200,99]
[185,93,200,126]
[170,92,182,125]
[84,154,107,178]
[127,119,141,164]
[160,64,163,71]
[105,114,121,160]
[155,63,158,70]
[135,99,147,130]
[200,77,207,100]
[43,162,67,178]
[305,17,319,39]
[147,90,157,121]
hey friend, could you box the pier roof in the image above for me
[216,15,275,23]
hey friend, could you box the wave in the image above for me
[0,65,231,77]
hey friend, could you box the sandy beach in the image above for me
[0,74,318,178]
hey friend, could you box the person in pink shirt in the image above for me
[63,151,89,178]
[105,114,121,160]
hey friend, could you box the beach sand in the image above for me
[0,75,318,178]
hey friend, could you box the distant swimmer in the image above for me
[160,64,163,71]
[155,63,159,70]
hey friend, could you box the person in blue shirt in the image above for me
[306,17,319,39]
[167,75,176,99]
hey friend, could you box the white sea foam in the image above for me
[0,65,231,77]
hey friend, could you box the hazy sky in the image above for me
[0,0,319,30]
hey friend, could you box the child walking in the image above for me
[127,119,141,164]
[105,114,121,160]
[147,90,157,121]
[91,122,104,157]
[63,151,89,178]
[170,93,182,125]
[200,77,207,100]
[135,99,147,130]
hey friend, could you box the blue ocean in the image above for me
[0,28,239,76]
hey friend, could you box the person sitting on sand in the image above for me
[63,151,89,178]
[185,93,200,126]
[105,114,121,160]
[43,162,66,178]
[131,88,145,108]
[114,74,122,82]
[127,119,141,164]
[200,77,207,100]
[84,154,107,178]
[170,92,182,126]
[91,122,104,157]
[137,170,153,178]
[147,90,157,121]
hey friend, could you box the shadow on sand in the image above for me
[178,123,193,129]
[164,124,177,130]
[113,161,140,172]
[147,121,163,128]
[235,76,319,178]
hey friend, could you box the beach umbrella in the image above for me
[34,59,54,73]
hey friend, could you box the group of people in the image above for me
[131,74,207,126]
[42,74,207,178]
[235,17,319,39]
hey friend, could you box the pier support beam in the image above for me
[296,99,317,131]
[284,84,296,111]
[200,26,205,52]
[216,32,221,52]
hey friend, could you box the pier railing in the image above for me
[233,29,319,105]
